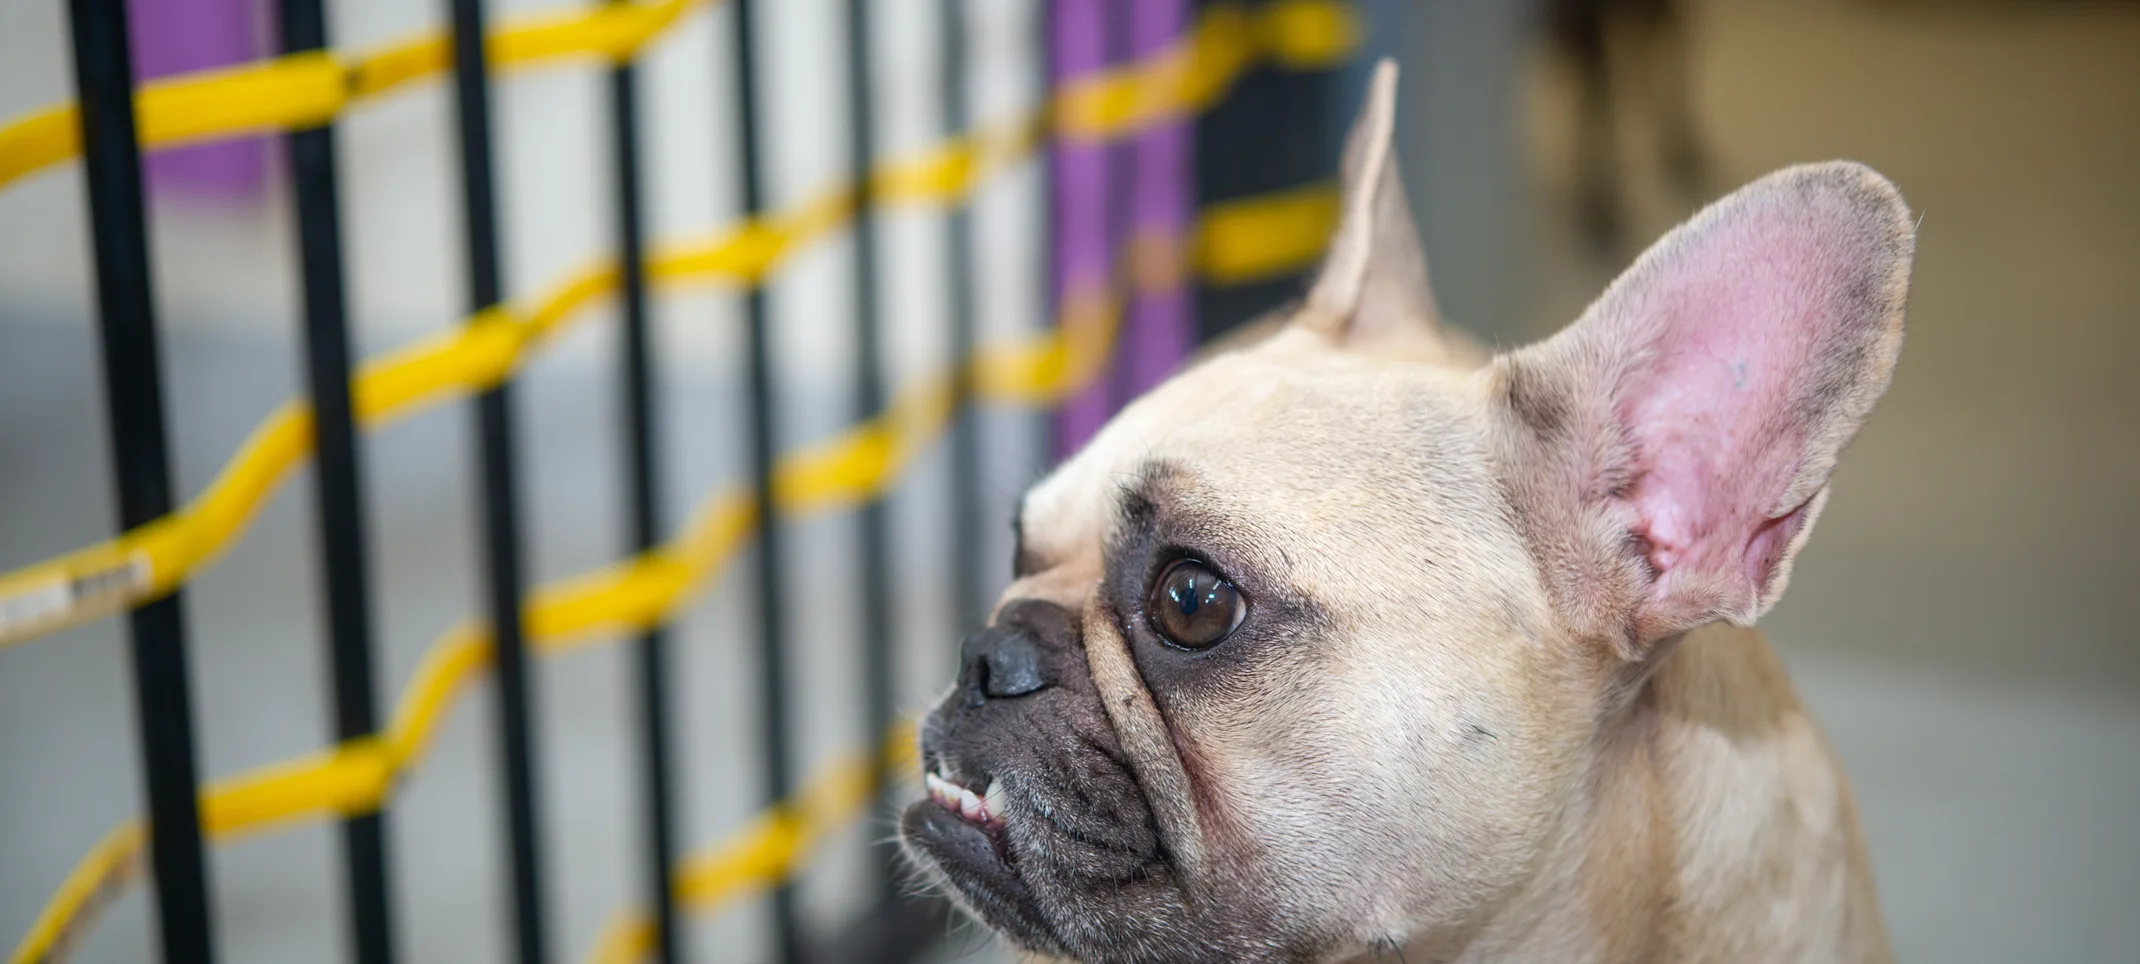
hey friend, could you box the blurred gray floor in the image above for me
[6,1,2140,963]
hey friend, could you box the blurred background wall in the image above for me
[2,0,2135,961]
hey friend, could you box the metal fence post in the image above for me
[279,1,398,961]
[603,5,686,962]
[723,2,804,961]
[1036,0,1060,466]
[444,1,551,961]
[942,0,986,637]
[840,0,903,906]
[63,1,217,960]
[1192,0,1340,343]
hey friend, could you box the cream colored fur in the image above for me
[930,60,1910,963]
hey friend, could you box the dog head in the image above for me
[900,61,1915,963]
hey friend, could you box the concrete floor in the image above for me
[4,1,2139,962]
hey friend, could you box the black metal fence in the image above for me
[0,1,1352,961]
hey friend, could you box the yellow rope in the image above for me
[0,0,699,192]
[0,0,1353,194]
[1195,182,1344,286]
[0,0,1352,648]
[585,728,919,964]
[1053,0,1360,140]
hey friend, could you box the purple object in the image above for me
[1050,0,1196,458]
[1122,0,1194,399]
[129,0,268,198]
[1050,0,1118,457]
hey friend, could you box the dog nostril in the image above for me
[960,625,1051,702]
[983,633,1047,698]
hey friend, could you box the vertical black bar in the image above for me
[65,4,217,962]
[1102,4,1136,409]
[446,2,549,963]
[1036,0,1059,467]
[280,3,397,963]
[842,0,902,906]
[942,0,986,635]
[725,3,803,962]
[1192,0,1339,343]
[605,6,685,963]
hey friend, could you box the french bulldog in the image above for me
[901,59,1911,964]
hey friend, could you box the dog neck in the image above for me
[1367,623,1891,964]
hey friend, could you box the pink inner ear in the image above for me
[1618,214,1846,611]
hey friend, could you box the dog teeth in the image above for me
[925,769,1003,826]
[925,771,954,811]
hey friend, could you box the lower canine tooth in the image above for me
[984,781,1006,819]
[958,789,983,821]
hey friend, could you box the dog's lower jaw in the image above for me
[900,802,1070,957]
[906,800,1326,964]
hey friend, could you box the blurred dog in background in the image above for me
[1544,0,1712,257]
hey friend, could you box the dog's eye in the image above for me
[1148,559,1246,650]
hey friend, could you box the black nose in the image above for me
[959,623,1052,705]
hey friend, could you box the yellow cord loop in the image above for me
[1194,182,1344,286]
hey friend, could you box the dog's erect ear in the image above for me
[1298,59,1446,354]
[1494,162,1915,658]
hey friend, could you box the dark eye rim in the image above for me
[1143,554,1251,652]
